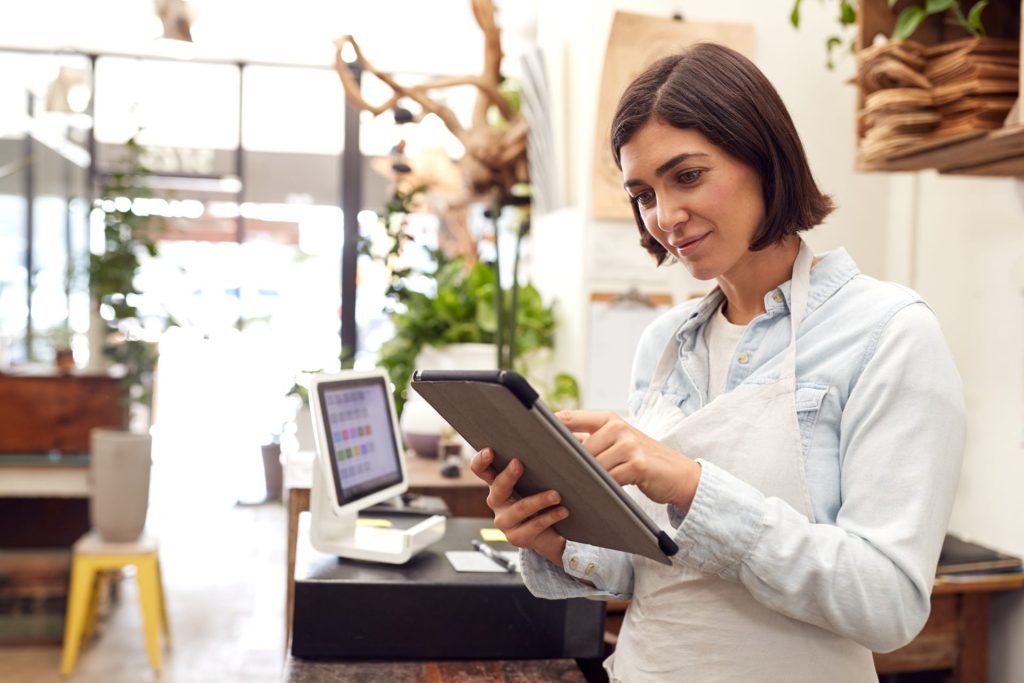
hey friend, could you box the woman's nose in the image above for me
[657,201,689,232]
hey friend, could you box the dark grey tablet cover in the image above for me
[410,370,677,565]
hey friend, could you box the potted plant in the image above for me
[87,136,172,542]
[366,177,578,458]
[388,257,578,459]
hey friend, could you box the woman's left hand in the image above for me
[558,410,702,513]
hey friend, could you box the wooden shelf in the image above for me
[859,124,1024,175]
[855,0,1023,176]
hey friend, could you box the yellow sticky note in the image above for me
[357,518,393,528]
[480,528,507,543]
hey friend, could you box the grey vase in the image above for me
[90,428,152,542]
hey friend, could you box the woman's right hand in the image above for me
[469,448,570,568]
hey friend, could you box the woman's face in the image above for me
[619,119,765,282]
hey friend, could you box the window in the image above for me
[94,57,240,150]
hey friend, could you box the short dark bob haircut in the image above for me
[611,43,834,265]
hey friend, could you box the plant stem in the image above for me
[508,218,527,370]
[490,194,505,369]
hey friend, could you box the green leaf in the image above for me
[549,372,581,411]
[839,0,856,25]
[464,261,495,296]
[475,284,498,334]
[433,287,463,321]
[966,0,988,34]
[790,0,802,28]
[924,0,956,15]
[892,7,925,40]
[825,35,843,69]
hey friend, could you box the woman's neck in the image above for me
[717,236,801,325]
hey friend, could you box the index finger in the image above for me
[556,409,619,433]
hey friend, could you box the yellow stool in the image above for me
[60,532,170,676]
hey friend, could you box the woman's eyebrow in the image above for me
[654,152,709,176]
[624,152,710,189]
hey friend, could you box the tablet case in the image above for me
[410,370,677,564]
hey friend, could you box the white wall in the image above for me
[897,173,1024,682]
[533,1,1024,678]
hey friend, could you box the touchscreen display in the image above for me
[317,377,403,505]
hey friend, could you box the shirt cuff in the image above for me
[519,547,613,600]
[672,458,767,579]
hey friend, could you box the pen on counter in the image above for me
[472,539,515,572]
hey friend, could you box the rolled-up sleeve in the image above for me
[520,541,634,600]
[667,303,964,652]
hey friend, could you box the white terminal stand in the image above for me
[307,369,445,565]
[309,462,446,564]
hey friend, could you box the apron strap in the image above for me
[648,239,814,393]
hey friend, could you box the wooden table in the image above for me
[283,657,586,682]
[873,572,1024,681]
[283,451,490,646]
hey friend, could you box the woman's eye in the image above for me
[678,169,703,185]
[632,190,655,207]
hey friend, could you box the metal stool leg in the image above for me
[60,557,97,676]
[155,556,170,648]
[135,554,163,672]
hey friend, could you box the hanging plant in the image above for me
[789,0,992,69]
[790,0,859,69]
[889,0,989,40]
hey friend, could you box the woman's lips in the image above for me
[675,233,709,256]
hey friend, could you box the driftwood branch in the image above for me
[334,35,468,140]
[332,0,528,201]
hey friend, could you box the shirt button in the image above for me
[737,352,750,364]
[584,563,595,576]
[569,557,579,570]
[772,291,784,303]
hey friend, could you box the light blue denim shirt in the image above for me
[521,247,965,653]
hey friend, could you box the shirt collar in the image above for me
[771,247,859,316]
[674,246,860,341]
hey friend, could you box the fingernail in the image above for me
[510,459,520,474]
[481,449,492,463]
[548,492,560,504]
[558,508,569,519]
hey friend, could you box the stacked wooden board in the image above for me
[927,37,1020,137]
[858,40,939,162]
[857,37,1019,169]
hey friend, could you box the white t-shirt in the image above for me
[704,302,748,402]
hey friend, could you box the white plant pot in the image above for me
[86,301,108,373]
[293,405,317,453]
[400,343,496,459]
[90,428,152,542]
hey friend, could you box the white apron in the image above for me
[607,242,877,682]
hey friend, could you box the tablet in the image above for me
[410,370,678,565]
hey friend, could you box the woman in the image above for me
[470,43,964,681]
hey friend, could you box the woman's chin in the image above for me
[679,258,719,282]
